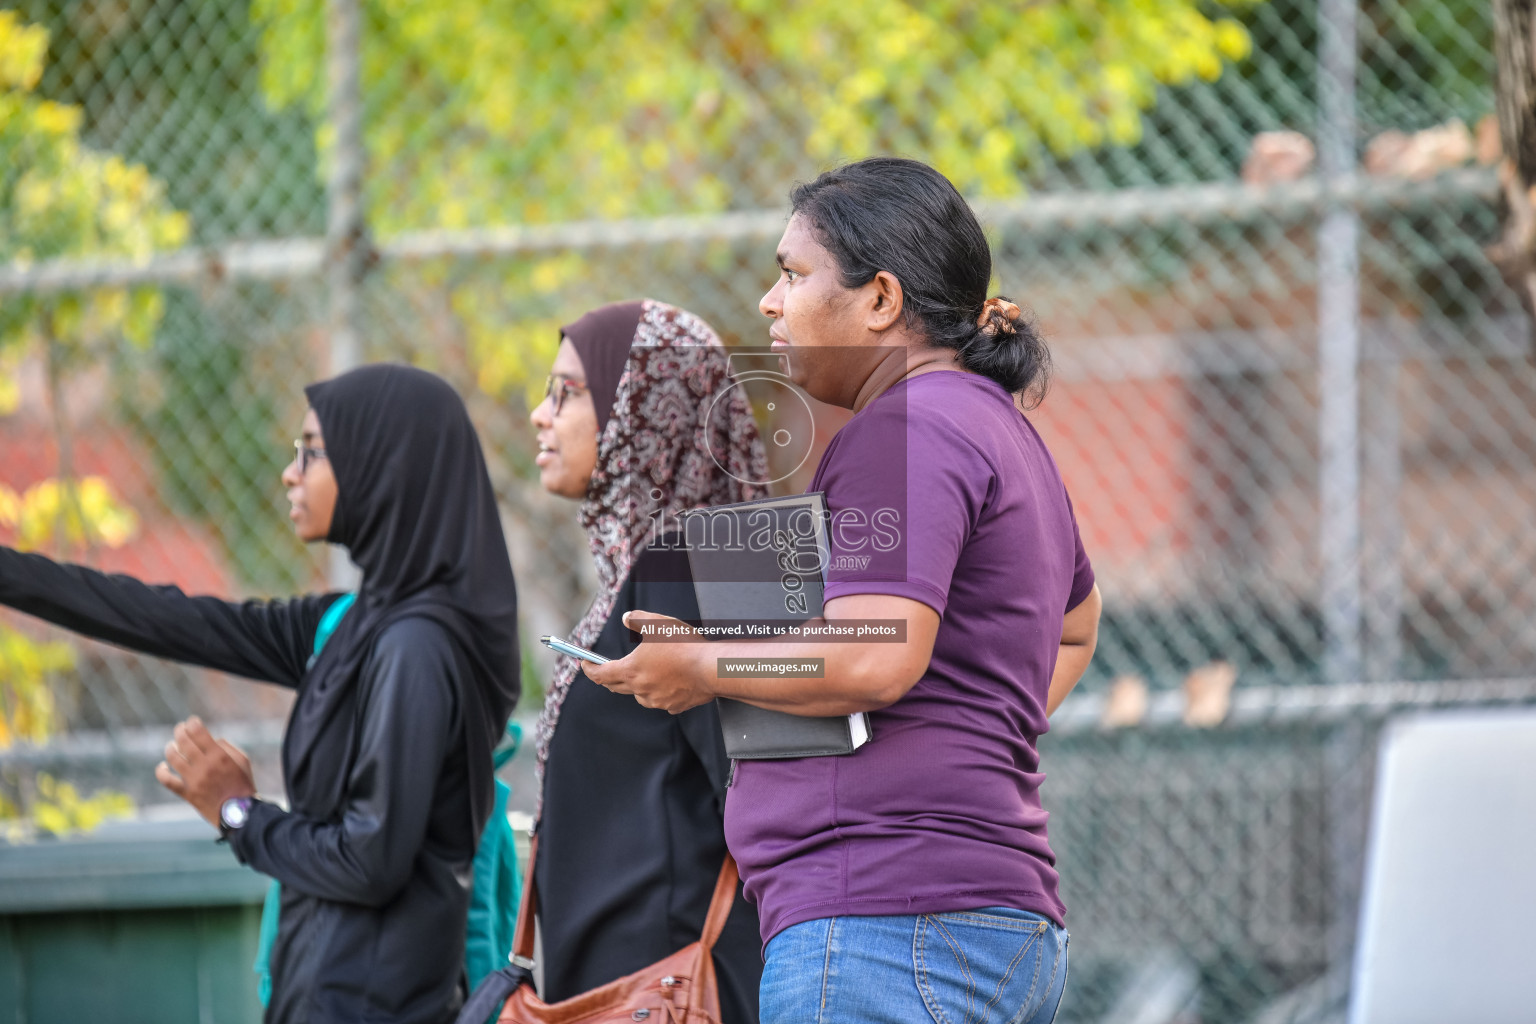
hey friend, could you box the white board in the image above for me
[1350,707,1536,1024]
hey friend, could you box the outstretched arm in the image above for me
[0,545,329,688]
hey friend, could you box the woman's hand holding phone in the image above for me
[539,634,610,665]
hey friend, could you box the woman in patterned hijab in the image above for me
[528,299,766,1022]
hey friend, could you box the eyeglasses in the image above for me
[293,440,328,475]
[543,374,589,416]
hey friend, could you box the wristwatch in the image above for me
[219,796,255,836]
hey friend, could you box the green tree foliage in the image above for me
[6,3,322,598]
[1360,0,1492,131]
[255,0,1256,228]
[10,0,325,241]
[0,472,141,834]
[1,8,187,464]
[0,8,180,832]
[0,9,189,361]
[250,0,1258,399]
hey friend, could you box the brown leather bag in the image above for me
[459,836,739,1024]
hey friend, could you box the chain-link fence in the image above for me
[3,0,1534,1020]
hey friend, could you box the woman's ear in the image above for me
[867,270,905,333]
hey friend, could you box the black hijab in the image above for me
[285,364,519,836]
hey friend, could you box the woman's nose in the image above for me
[759,280,783,320]
[281,459,301,487]
[529,395,552,429]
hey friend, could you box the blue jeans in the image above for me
[760,907,1068,1024]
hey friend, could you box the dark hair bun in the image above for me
[962,296,1051,405]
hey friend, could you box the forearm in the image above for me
[230,801,415,907]
[703,632,1093,718]
[592,597,940,716]
[234,624,455,906]
[1046,642,1094,716]
[678,636,897,716]
[0,546,308,685]
[1047,585,1103,716]
[0,546,183,654]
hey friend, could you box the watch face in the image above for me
[220,797,250,830]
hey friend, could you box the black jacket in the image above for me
[0,547,475,1024]
[537,544,761,1022]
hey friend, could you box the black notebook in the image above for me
[675,492,871,759]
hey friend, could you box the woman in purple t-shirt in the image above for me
[586,157,1103,1024]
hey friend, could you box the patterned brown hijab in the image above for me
[534,299,768,787]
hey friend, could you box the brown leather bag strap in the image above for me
[514,839,736,961]
[511,834,539,965]
[698,853,740,952]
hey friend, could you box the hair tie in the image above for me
[976,297,1022,336]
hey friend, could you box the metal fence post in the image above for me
[1317,0,1363,685]
[325,0,367,589]
[1362,337,1404,682]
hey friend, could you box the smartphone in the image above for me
[539,634,610,665]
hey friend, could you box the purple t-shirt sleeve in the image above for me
[816,407,990,617]
[1066,492,1096,611]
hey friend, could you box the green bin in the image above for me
[0,815,268,1024]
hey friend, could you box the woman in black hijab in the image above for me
[0,364,519,1024]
